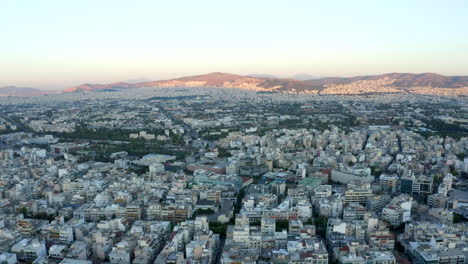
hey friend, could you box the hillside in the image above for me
[307,73,468,95]
[0,86,44,97]
[62,82,137,93]
[56,72,468,96]
[311,73,468,88]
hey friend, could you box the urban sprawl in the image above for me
[0,88,468,264]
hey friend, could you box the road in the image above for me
[213,237,225,264]
[0,113,30,132]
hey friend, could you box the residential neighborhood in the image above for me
[1,89,467,264]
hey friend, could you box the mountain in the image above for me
[290,73,319,80]
[0,86,44,97]
[141,72,264,88]
[124,78,154,84]
[63,82,137,93]
[247,74,278,78]
[306,73,468,95]
[61,72,468,96]
[310,73,468,88]
[138,72,324,93]
[62,72,324,94]
[249,74,319,80]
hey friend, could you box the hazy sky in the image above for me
[1,0,468,89]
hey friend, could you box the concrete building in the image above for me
[379,174,399,194]
[11,238,47,261]
[331,167,374,184]
[345,183,373,205]
[0,253,17,264]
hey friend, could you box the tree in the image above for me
[370,166,383,177]
[276,219,289,232]
[433,175,443,185]
[209,222,228,236]
[218,148,232,158]
[453,213,466,223]
[193,208,215,216]
[449,165,460,176]
[389,223,405,233]
[233,188,246,214]
[250,221,261,226]
[375,190,384,195]
[314,216,328,238]
[19,207,28,215]
[456,153,466,160]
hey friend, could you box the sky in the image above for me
[1,0,468,90]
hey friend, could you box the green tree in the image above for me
[193,208,215,216]
[276,219,289,232]
[19,207,28,215]
[453,213,466,223]
[314,216,328,237]
[304,218,314,225]
[209,222,228,236]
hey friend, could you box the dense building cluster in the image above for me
[0,88,467,264]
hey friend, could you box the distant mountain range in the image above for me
[2,72,468,96]
[308,73,468,88]
[62,82,136,93]
[62,72,326,94]
[0,86,45,97]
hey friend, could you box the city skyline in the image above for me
[2,0,468,89]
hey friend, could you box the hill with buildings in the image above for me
[308,73,468,95]
[62,72,468,96]
[0,86,47,97]
[3,72,468,96]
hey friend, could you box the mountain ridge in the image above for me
[3,72,468,96]
[0,86,45,97]
[63,72,468,95]
[308,73,468,88]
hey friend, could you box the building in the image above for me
[187,160,227,174]
[11,238,47,261]
[340,254,366,264]
[44,223,74,243]
[382,195,412,226]
[412,175,433,196]
[0,253,17,264]
[314,185,332,199]
[364,250,396,264]
[368,231,395,250]
[344,183,373,205]
[60,259,93,264]
[343,203,367,221]
[428,193,449,208]
[411,243,466,264]
[238,156,268,177]
[125,204,142,221]
[50,142,87,154]
[400,175,414,194]
[109,241,131,264]
[149,163,165,173]
[427,208,454,225]
[366,195,390,212]
[147,203,192,222]
[331,167,374,184]
[379,174,399,194]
